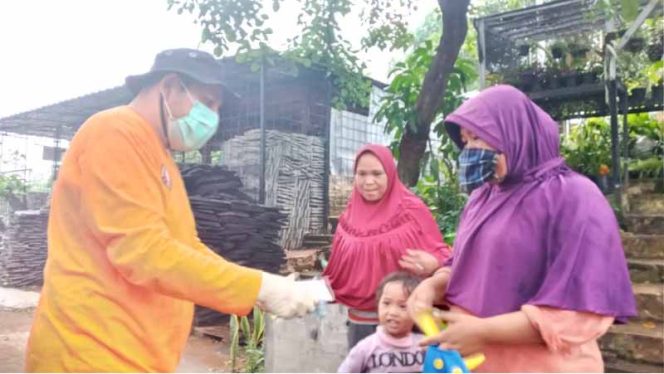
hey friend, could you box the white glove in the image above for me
[256,272,317,318]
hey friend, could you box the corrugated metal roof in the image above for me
[0,86,132,139]
[475,0,607,43]
[0,55,384,140]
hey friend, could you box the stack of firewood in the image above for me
[220,129,326,249]
[180,164,288,326]
[0,210,48,288]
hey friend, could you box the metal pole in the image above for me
[478,19,487,89]
[259,58,266,204]
[323,77,332,233]
[52,123,62,183]
[622,90,629,186]
[609,79,620,193]
[23,136,28,206]
[201,144,211,164]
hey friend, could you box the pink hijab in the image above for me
[323,144,451,311]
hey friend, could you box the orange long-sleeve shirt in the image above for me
[25,106,262,372]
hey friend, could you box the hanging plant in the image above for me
[605,29,626,44]
[625,36,646,53]
[647,41,663,62]
[542,64,561,89]
[551,41,567,59]
[579,62,603,85]
[517,63,540,92]
[646,19,664,62]
[630,87,647,102]
[645,23,664,62]
[570,44,590,58]
[560,69,579,87]
[652,83,663,103]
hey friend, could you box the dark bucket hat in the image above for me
[125,48,238,99]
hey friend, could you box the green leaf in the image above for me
[429,158,440,178]
[252,307,265,344]
[230,315,240,372]
[240,316,251,340]
[620,0,638,22]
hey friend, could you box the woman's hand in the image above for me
[406,269,450,320]
[399,249,439,276]
[419,311,488,356]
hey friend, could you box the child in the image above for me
[338,272,425,373]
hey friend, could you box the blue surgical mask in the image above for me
[161,82,219,152]
[458,148,499,194]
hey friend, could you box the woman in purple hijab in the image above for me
[407,85,636,372]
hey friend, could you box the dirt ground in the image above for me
[0,302,232,373]
[0,308,32,373]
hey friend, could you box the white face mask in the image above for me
[160,81,219,152]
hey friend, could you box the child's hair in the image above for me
[375,271,421,305]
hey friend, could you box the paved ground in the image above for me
[0,287,231,372]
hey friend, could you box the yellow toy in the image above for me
[415,310,486,373]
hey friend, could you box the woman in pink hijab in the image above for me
[323,144,452,348]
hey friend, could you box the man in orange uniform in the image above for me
[25,49,316,372]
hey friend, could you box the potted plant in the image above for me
[539,62,560,89]
[652,82,663,103]
[569,41,591,59]
[551,41,567,59]
[630,87,647,102]
[518,64,540,92]
[646,23,663,62]
[625,31,647,53]
[559,68,579,87]
[580,62,603,85]
[644,17,664,62]
[647,40,663,62]
[626,37,646,53]
[606,29,627,44]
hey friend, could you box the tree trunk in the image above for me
[397,0,470,186]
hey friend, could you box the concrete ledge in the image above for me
[264,303,349,373]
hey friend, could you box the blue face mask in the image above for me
[161,82,219,152]
[458,148,499,194]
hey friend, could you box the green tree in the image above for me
[0,174,27,210]
[394,0,471,186]
[168,0,472,186]
[377,0,538,181]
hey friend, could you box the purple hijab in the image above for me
[443,85,636,322]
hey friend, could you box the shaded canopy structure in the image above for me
[474,0,663,192]
[0,55,335,141]
[478,0,609,74]
[0,56,335,216]
[0,54,387,238]
[0,86,132,140]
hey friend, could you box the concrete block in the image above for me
[264,303,349,373]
